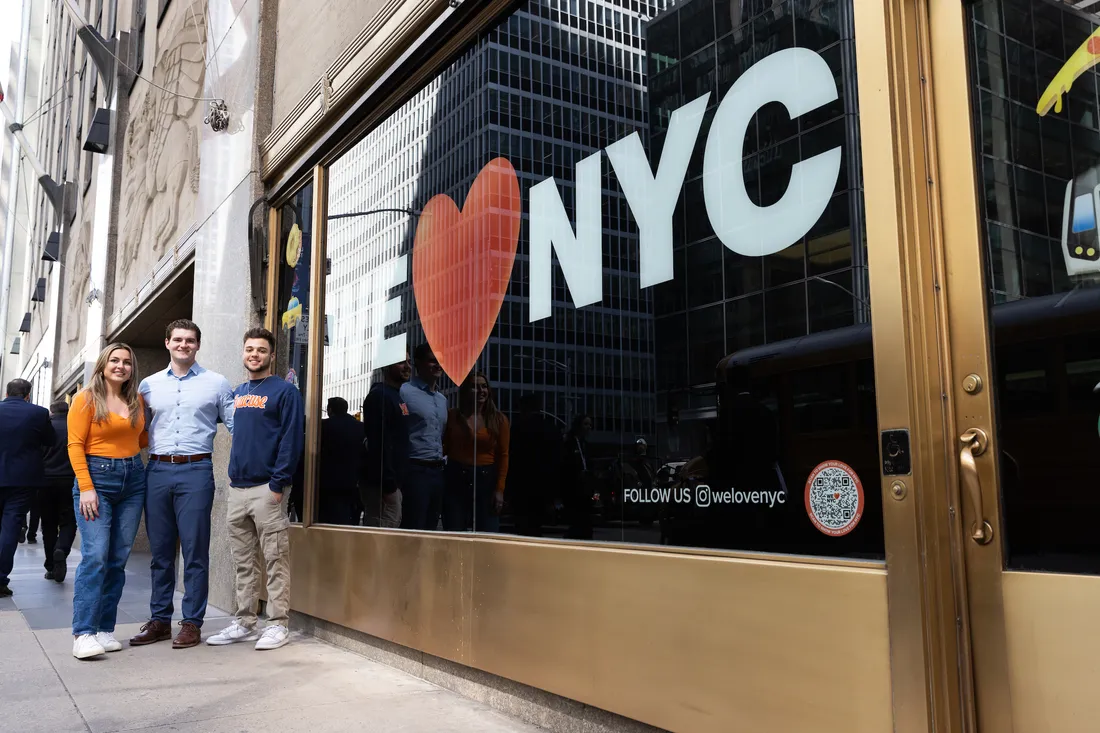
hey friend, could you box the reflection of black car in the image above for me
[603,456,663,525]
[656,461,687,490]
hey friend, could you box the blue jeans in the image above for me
[0,486,32,586]
[400,463,445,530]
[72,455,146,636]
[145,459,214,627]
[443,463,499,532]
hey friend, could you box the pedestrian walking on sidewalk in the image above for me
[68,343,149,660]
[41,400,78,583]
[130,319,234,651]
[207,327,302,651]
[0,378,56,598]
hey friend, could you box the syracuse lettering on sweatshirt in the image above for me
[228,377,304,491]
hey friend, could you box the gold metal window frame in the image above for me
[255,0,983,729]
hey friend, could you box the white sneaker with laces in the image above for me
[96,632,122,652]
[255,625,290,650]
[73,634,106,659]
[206,620,260,646]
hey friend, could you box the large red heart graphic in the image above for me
[412,157,521,386]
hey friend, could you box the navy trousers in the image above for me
[145,459,215,627]
[0,487,32,587]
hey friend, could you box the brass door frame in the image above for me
[856,0,980,728]
[926,0,1014,727]
[259,0,982,730]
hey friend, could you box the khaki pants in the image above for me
[359,486,401,528]
[227,484,291,627]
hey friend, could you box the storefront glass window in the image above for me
[968,0,1100,574]
[314,0,884,559]
[274,183,312,523]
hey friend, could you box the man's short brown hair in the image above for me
[243,326,276,351]
[166,318,201,343]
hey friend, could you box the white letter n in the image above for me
[529,150,603,322]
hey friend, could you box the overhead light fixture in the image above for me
[43,231,61,262]
[10,336,20,355]
[82,108,110,153]
[19,312,31,332]
[31,277,46,302]
[61,0,117,101]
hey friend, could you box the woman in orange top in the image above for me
[68,343,148,660]
[442,372,510,532]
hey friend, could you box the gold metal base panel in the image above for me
[289,527,892,733]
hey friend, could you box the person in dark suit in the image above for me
[40,400,77,582]
[0,379,56,597]
[507,393,562,536]
[318,397,369,525]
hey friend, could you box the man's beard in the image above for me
[246,360,271,375]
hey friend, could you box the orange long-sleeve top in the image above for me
[443,409,510,492]
[67,390,148,493]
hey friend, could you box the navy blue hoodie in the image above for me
[361,381,410,494]
[228,377,304,492]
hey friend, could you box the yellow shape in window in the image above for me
[286,224,302,268]
[1038,27,1100,117]
[281,296,303,330]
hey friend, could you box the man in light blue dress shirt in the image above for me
[399,343,449,530]
[130,319,234,650]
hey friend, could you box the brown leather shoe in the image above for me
[172,621,201,649]
[129,620,172,646]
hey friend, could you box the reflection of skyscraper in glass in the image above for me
[645,0,868,439]
[324,0,672,452]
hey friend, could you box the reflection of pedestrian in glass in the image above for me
[507,394,562,536]
[399,344,448,529]
[318,398,366,525]
[658,407,688,462]
[707,364,786,548]
[717,365,783,495]
[562,414,594,540]
[360,358,411,528]
[442,372,510,532]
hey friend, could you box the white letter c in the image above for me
[703,47,841,258]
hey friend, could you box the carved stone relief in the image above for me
[114,2,205,307]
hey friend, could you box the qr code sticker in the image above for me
[807,464,862,535]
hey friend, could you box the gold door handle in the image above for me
[959,428,994,545]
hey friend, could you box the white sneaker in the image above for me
[73,634,106,659]
[95,632,122,652]
[255,625,290,650]
[206,620,260,646]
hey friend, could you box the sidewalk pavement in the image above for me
[1,544,542,733]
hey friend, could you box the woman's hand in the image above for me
[79,490,99,521]
[493,490,505,515]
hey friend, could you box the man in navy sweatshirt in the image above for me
[208,327,303,651]
[360,355,411,527]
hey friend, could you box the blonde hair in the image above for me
[80,342,143,427]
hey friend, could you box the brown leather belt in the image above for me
[149,453,212,464]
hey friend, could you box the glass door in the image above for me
[934,0,1100,729]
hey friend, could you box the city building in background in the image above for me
[646,0,868,458]
[320,0,668,455]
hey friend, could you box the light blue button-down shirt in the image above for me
[400,376,448,460]
[139,363,235,455]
